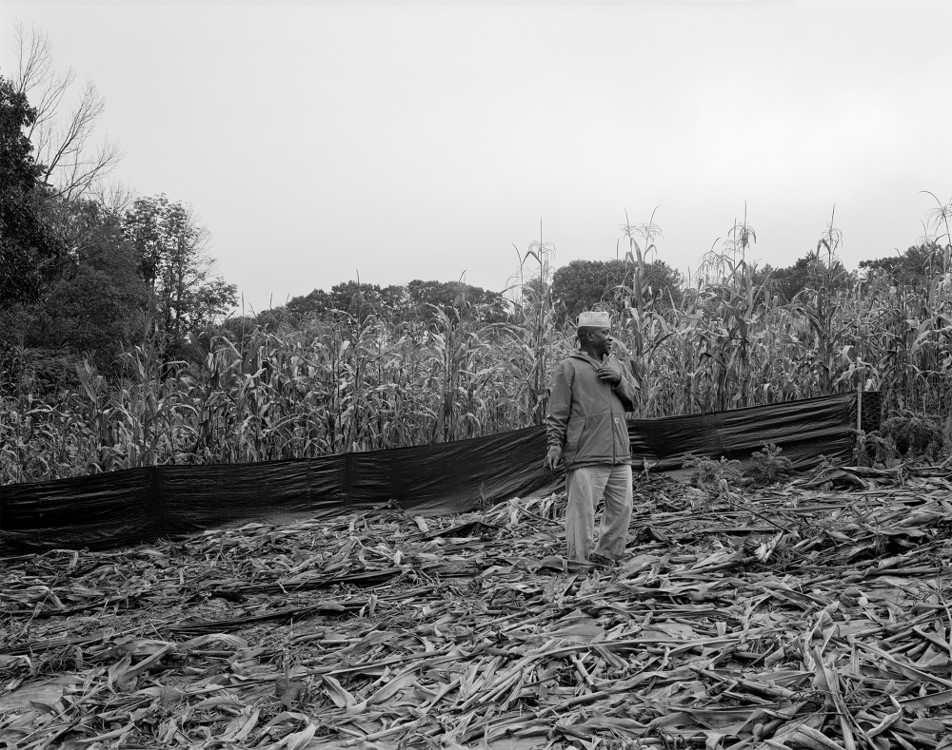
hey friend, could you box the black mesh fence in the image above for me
[1,393,858,553]
[858,390,884,435]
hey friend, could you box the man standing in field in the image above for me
[544,311,638,566]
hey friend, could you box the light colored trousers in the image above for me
[565,464,633,561]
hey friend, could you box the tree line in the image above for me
[261,243,943,330]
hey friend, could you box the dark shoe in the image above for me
[589,552,616,568]
[566,558,596,573]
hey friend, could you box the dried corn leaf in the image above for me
[4,470,952,748]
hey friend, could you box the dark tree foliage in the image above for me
[280,279,508,327]
[283,287,332,322]
[404,280,509,324]
[859,242,946,288]
[281,282,396,325]
[763,252,852,303]
[760,257,814,303]
[6,198,148,373]
[0,74,64,306]
[123,194,237,356]
[330,280,402,323]
[551,258,683,324]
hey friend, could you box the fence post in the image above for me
[857,383,863,432]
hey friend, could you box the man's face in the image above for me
[585,326,612,358]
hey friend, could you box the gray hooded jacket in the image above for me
[545,352,638,470]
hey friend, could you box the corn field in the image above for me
[2,236,951,485]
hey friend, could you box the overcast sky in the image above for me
[2,0,951,313]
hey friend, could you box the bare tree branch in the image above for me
[12,23,122,199]
[91,180,136,216]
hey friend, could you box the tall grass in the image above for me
[3,209,951,484]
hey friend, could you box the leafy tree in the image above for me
[1,74,139,382]
[280,279,508,328]
[328,280,390,322]
[283,288,331,321]
[282,281,400,324]
[551,260,620,323]
[761,251,853,304]
[761,256,815,302]
[859,242,945,288]
[551,258,682,324]
[10,198,148,372]
[405,279,508,324]
[0,73,63,306]
[123,194,237,354]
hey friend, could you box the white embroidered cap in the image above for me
[576,311,611,329]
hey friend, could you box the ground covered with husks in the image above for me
[3,464,952,749]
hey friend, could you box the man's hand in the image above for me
[544,447,562,472]
[597,364,622,386]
